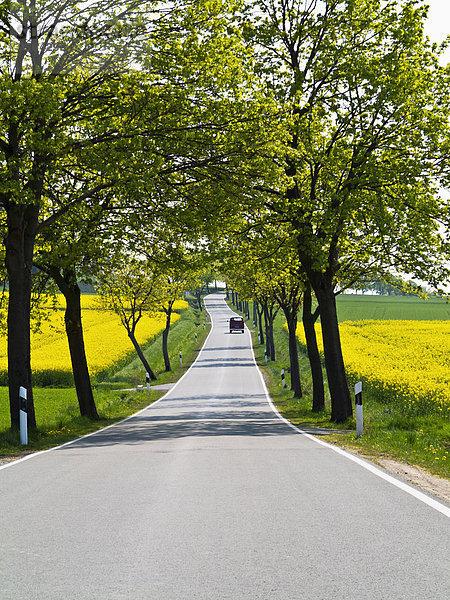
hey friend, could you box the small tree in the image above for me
[156,268,200,371]
[97,259,160,381]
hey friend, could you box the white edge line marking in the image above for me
[0,310,216,472]
[234,300,450,518]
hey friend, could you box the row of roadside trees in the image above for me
[1,0,449,428]
[217,0,450,422]
[0,0,276,429]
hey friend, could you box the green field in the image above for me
[0,388,78,431]
[335,294,449,322]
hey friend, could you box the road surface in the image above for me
[0,294,449,599]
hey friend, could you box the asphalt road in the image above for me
[1,293,449,599]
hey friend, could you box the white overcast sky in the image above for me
[423,0,450,64]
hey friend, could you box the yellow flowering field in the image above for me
[35,294,188,312]
[296,320,450,417]
[0,298,188,382]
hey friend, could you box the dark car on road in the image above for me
[229,316,245,333]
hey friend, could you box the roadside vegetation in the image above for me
[0,299,209,458]
[228,294,450,479]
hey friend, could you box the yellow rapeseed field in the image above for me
[0,297,188,378]
[296,320,450,416]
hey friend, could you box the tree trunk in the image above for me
[302,284,325,412]
[263,303,276,361]
[256,303,265,345]
[269,319,275,360]
[314,284,352,422]
[195,290,203,311]
[283,309,302,398]
[35,264,99,419]
[5,203,38,430]
[263,302,270,357]
[162,307,172,372]
[63,279,99,419]
[127,330,156,380]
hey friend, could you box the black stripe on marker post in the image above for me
[20,390,27,412]
[19,386,28,446]
[355,381,363,438]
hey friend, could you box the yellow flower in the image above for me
[295,319,449,417]
[0,297,183,377]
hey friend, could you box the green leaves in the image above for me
[236,0,450,292]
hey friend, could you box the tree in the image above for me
[302,282,324,412]
[143,241,203,372]
[157,266,201,372]
[222,231,303,385]
[0,0,162,428]
[241,0,450,421]
[0,0,278,429]
[273,274,303,399]
[33,197,116,419]
[96,259,160,381]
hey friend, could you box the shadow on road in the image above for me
[57,393,303,449]
[191,357,254,369]
[198,346,248,352]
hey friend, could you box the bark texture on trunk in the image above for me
[62,278,99,419]
[5,203,38,429]
[128,330,156,380]
[36,265,99,419]
[256,304,265,345]
[195,291,203,311]
[162,307,172,372]
[284,310,302,398]
[302,284,325,412]
[276,285,303,399]
[263,302,277,361]
[314,285,352,422]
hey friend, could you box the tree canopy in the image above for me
[0,0,449,428]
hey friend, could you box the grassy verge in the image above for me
[0,303,210,459]
[230,302,449,480]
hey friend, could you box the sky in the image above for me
[423,0,450,64]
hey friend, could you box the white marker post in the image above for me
[264,350,268,364]
[195,332,197,343]
[146,372,150,392]
[203,322,206,330]
[179,351,182,366]
[355,381,363,438]
[281,369,286,389]
[19,386,28,445]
